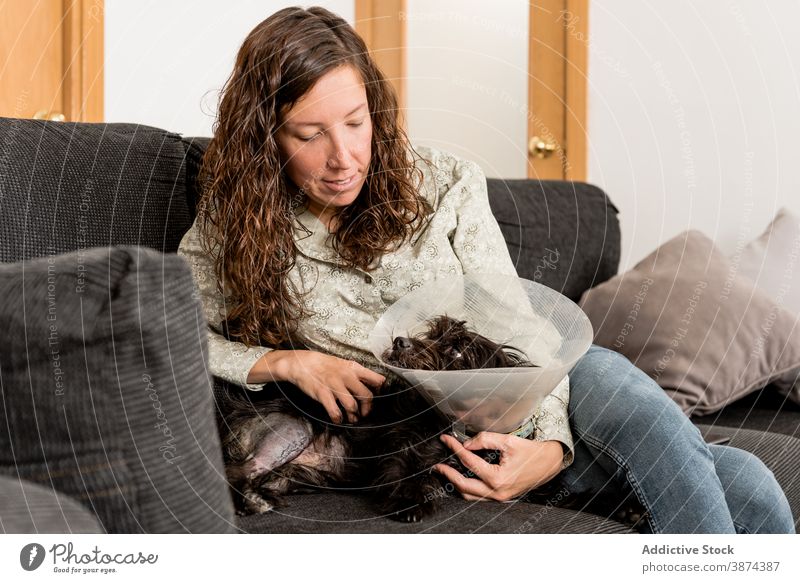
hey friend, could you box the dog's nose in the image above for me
[393,336,412,351]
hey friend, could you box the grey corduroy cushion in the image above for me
[0,475,102,534]
[0,246,236,533]
[0,118,193,263]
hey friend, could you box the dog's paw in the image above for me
[384,492,442,523]
[613,504,649,532]
[388,502,429,523]
[240,489,277,515]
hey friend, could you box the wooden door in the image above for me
[0,0,103,122]
[355,0,587,181]
[529,0,588,180]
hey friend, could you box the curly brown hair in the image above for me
[197,6,431,349]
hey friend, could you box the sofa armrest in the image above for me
[0,246,236,533]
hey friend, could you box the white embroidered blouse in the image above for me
[177,145,574,467]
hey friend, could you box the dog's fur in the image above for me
[217,315,538,522]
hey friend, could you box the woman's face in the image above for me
[275,65,373,226]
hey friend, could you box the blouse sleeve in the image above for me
[177,220,272,391]
[439,152,575,468]
[445,156,518,277]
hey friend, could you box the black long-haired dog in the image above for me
[217,315,535,522]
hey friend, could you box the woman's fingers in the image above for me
[462,431,511,454]
[330,385,360,423]
[318,391,344,424]
[433,462,494,500]
[438,434,497,484]
[292,353,385,422]
[344,361,381,417]
[351,361,385,388]
[347,382,374,417]
[347,369,376,416]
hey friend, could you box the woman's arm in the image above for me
[177,220,273,390]
[531,376,574,468]
[177,221,383,421]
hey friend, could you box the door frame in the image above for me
[65,0,104,122]
[354,0,406,117]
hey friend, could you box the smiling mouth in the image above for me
[322,174,357,192]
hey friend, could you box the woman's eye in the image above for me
[348,121,363,128]
[299,133,320,142]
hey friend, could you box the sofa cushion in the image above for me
[235,492,631,534]
[0,246,236,532]
[737,207,800,315]
[0,475,102,534]
[580,230,800,416]
[0,118,193,263]
[486,179,621,302]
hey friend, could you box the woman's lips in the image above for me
[322,174,357,192]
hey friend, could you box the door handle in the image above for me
[33,110,66,122]
[529,136,559,159]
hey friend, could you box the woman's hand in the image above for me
[251,350,385,423]
[433,433,563,502]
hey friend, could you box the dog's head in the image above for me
[382,315,532,371]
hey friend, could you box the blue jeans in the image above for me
[557,345,795,534]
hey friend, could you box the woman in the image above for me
[178,6,794,533]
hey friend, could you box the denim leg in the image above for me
[560,345,736,533]
[708,444,795,534]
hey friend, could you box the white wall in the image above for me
[104,0,528,178]
[405,0,529,178]
[106,1,800,263]
[588,0,800,269]
[104,1,354,137]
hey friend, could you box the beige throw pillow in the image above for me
[737,208,800,315]
[579,230,800,415]
[735,208,800,404]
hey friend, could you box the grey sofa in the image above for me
[1,118,798,534]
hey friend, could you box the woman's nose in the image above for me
[326,130,354,169]
[327,148,353,170]
[393,336,412,351]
